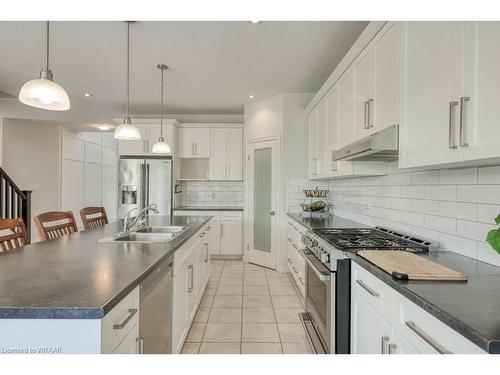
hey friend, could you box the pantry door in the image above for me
[246,138,280,269]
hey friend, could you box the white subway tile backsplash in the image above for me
[478,166,500,184]
[286,163,500,266]
[180,180,244,207]
[412,170,440,185]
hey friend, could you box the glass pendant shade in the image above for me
[152,137,171,154]
[114,118,141,140]
[19,75,70,111]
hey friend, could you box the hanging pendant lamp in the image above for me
[152,64,171,154]
[114,21,141,140]
[19,21,70,111]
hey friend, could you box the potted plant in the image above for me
[486,214,500,254]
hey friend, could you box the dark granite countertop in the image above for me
[287,212,500,353]
[0,215,211,320]
[173,206,244,211]
[287,212,368,230]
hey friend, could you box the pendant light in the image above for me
[114,21,141,140]
[152,64,171,154]
[19,21,70,111]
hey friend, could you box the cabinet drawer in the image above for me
[351,262,392,318]
[102,286,140,353]
[220,211,242,221]
[392,291,485,354]
[174,226,207,265]
[112,322,139,354]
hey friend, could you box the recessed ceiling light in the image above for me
[84,93,92,97]
[249,94,255,99]
[250,21,260,24]
[97,124,112,131]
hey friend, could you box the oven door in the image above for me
[299,248,333,353]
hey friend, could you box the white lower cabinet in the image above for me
[174,210,242,257]
[113,323,140,354]
[350,262,486,354]
[172,224,211,353]
[287,219,306,297]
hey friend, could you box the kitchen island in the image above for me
[0,215,212,354]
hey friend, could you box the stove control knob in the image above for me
[320,252,330,263]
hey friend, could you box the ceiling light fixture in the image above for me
[114,21,141,140]
[250,21,260,24]
[19,21,70,111]
[249,94,255,99]
[84,93,92,97]
[97,124,112,131]
[152,64,172,154]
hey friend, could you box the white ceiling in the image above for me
[0,21,367,125]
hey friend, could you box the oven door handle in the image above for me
[299,249,331,281]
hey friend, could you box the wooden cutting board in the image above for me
[358,250,468,281]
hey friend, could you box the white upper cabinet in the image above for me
[119,123,174,156]
[119,124,147,156]
[316,99,328,177]
[461,22,500,161]
[373,22,400,133]
[308,106,319,178]
[354,47,375,139]
[145,124,174,155]
[325,85,340,175]
[399,22,464,168]
[338,67,356,148]
[177,127,210,158]
[209,128,243,181]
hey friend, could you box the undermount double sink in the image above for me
[98,226,187,244]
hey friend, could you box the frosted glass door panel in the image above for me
[253,147,272,254]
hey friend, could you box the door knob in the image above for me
[270,211,276,216]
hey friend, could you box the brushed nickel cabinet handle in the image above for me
[205,243,209,262]
[460,97,470,147]
[356,279,379,297]
[405,321,452,354]
[136,337,144,354]
[187,265,194,292]
[113,308,138,330]
[368,99,374,128]
[381,336,390,354]
[449,101,459,149]
[364,101,369,129]
[388,343,398,354]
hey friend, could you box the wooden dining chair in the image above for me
[0,218,29,252]
[80,206,108,230]
[34,211,78,240]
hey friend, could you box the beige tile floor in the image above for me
[181,260,313,354]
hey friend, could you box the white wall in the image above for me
[323,161,500,267]
[1,118,61,241]
[244,95,284,141]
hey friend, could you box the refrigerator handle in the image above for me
[146,163,150,207]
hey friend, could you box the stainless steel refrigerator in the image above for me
[118,156,172,218]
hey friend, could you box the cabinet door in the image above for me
[354,47,375,139]
[146,124,173,155]
[119,124,147,156]
[186,253,198,322]
[308,107,319,179]
[390,330,421,354]
[351,288,392,354]
[316,99,327,177]
[220,221,242,255]
[399,22,463,168]
[338,68,356,148]
[61,159,85,219]
[209,220,221,255]
[85,163,102,207]
[462,21,500,161]
[85,142,102,164]
[177,128,195,158]
[210,128,227,180]
[325,85,340,175]
[172,257,189,353]
[374,22,400,133]
[227,128,243,180]
[194,128,210,158]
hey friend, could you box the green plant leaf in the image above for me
[495,214,500,225]
[486,228,500,254]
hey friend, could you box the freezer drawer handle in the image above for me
[405,321,452,354]
[113,308,138,330]
[355,279,379,297]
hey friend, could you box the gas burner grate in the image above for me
[312,228,430,252]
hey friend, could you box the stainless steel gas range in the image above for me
[299,226,435,354]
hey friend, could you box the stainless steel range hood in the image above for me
[333,125,399,161]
